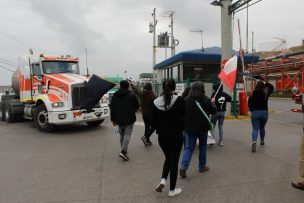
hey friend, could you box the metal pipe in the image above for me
[259,50,304,62]
[251,61,304,71]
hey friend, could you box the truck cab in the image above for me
[0,54,111,132]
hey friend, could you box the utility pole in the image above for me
[190,29,204,51]
[163,11,176,57]
[169,11,175,56]
[252,31,254,53]
[152,8,156,74]
[85,48,89,77]
[246,3,249,53]
[149,8,157,86]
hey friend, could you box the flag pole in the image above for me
[213,82,223,98]
[237,19,247,93]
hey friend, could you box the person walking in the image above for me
[292,126,304,190]
[211,83,232,146]
[109,80,139,161]
[291,97,304,190]
[248,80,274,152]
[179,81,216,178]
[130,82,156,146]
[153,79,185,197]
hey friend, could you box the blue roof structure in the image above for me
[154,46,259,69]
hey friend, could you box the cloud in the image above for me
[0,0,303,86]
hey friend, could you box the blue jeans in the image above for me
[211,111,225,141]
[180,131,208,171]
[118,124,134,153]
[251,110,268,143]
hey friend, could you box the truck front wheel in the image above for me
[34,104,54,132]
[0,102,5,121]
[86,119,104,127]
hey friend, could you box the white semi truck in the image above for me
[0,54,112,132]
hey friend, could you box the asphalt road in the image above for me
[0,98,303,203]
[269,97,303,126]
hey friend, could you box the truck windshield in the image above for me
[42,61,80,74]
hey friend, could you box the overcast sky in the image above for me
[0,0,303,85]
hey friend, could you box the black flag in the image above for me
[83,74,115,111]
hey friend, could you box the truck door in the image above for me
[31,63,43,99]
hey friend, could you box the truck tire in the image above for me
[4,103,17,123]
[0,102,5,121]
[86,119,104,127]
[34,104,54,132]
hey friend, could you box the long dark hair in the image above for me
[162,79,176,110]
[253,80,266,100]
[189,81,205,99]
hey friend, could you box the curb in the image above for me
[225,109,274,120]
[225,115,250,120]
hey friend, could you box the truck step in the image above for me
[23,115,33,120]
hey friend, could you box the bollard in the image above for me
[239,92,248,115]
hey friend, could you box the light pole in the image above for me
[210,0,260,115]
[211,0,233,115]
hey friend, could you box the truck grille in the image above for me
[72,85,86,109]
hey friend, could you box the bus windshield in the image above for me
[42,61,80,74]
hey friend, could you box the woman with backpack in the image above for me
[179,81,216,178]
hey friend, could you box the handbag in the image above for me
[195,101,214,132]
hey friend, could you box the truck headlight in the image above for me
[100,95,109,104]
[52,102,64,108]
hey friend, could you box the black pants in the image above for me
[143,114,155,139]
[158,133,183,190]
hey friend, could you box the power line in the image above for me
[0,60,16,67]
[0,64,15,72]
[0,58,17,66]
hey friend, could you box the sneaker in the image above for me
[292,182,304,191]
[119,153,129,161]
[218,141,223,146]
[146,138,152,145]
[251,142,256,153]
[199,165,210,173]
[179,169,186,178]
[141,136,149,146]
[168,188,182,197]
[155,178,166,192]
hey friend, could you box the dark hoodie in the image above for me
[131,83,156,118]
[109,88,139,125]
[184,95,217,134]
[211,84,232,112]
[248,82,274,111]
[152,94,185,136]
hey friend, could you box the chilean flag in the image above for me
[218,55,238,90]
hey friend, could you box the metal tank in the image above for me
[11,70,20,97]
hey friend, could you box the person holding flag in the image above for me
[248,80,274,152]
[211,83,232,146]
[211,55,237,145]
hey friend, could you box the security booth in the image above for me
[153,46,259,98]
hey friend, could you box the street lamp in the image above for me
[210,0,223,6]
